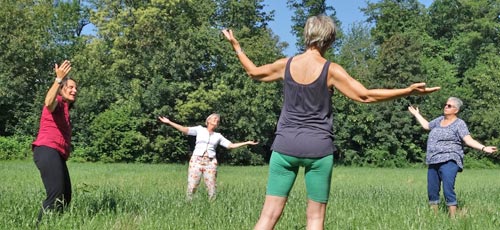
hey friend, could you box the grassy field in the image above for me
[1,161,499,230]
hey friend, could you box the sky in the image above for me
[264,0,434,56]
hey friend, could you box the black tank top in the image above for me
[271,57,336,158]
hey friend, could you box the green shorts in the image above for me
[266,151,334,203]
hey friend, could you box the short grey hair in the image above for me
[448,97,463,111]
[205,113,220,125]
[303,15,337,51]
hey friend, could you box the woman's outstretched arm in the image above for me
[158,116,189,135]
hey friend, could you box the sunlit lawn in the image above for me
[1,161,499,229]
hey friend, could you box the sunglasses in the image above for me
[444,104,456,109]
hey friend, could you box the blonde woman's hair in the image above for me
[205,113,220,126]
[303,15,337,51]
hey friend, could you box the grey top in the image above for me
[427,116,470,169]
[271,57,336,158]
[187,126,231,158]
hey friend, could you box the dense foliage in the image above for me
[0,0,499,166]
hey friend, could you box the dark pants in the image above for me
[33,146,72,222]
[427,160,459,206]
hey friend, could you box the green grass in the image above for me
[1,161,499,229]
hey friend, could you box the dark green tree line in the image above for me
[0,0,498,167]
[332,0,500,166]
[69,0,283,164]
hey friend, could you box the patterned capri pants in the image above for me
[187,155,218,200]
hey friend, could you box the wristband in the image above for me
[235,49,243,55]
[481,146,485,152]
[55,77,63,84]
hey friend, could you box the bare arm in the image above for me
[408,106,430,130]
[329,63,440,103]
[222,29,285,82]
[158,116,189,135]
[45,60,72,112]
[462,135,498,154]
[227,141,259,149]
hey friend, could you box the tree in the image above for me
[69,0,284,163]
[427,0,500,161]
[363,0,428,45]
[0,0,89,137]
[343,0,434,166]
[428,0,500,75]
[287,0,339,54]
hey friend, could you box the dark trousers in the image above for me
[427,160,459,206]
[33,146,72,222]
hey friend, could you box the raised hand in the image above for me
[54,60,72,79]
[408,105,420,116]
[221,29,235,42]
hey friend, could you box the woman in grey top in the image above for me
[409,97,497,217]
[224,14,440,230]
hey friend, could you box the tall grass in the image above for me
[1,161,499,229]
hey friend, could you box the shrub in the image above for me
[224,147,265,166]
[0,135,32,160]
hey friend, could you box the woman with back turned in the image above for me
[223,14,440,229]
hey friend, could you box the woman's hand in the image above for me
[408,105,420,116]
[227,140,259,149]
[158,117,188,134]
[158,116,171,125]
[408,83,441,95]
[246,141,259,145]
[483,146,498,154]
[222,29,238,45]
[55,60,72,79]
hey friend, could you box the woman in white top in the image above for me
[159,113,258,200]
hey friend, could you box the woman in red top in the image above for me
[32,60,77,224]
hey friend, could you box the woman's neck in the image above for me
[305,47,323,56]
[443,114,457,121]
